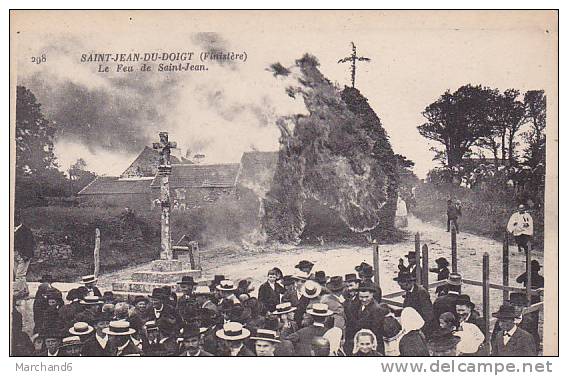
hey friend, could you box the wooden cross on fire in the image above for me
[338,42,371,88]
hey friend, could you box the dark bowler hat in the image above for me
[357,280,377,293]
[177,276,196,286]
[434,257,450,268]
[179,323,207,340]
[102,291,115,303]
[344,273,360,283]
[393,271,416,282]
[383,316,403,340]
[428,327,461,351]
[133,296,149,305]
[282,275,296,286]
[358,265,375,278]
[455,294,475,309]
[148,287,167,300]
[310,271,329,285]
[404,251,416,259]
[209,275,226,289]
[295,260,314,270]
[492,303,519,320]
[326,276,344,292]
[251,329,281,343]
[508,293,529,307]
[354,262,372,272]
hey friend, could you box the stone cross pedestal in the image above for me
[111,132,205,301]
[152,132,177,260]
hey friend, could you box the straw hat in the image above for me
[306,303,334,317]
[215,322,250,341]
[81,275,98,284]
[69,322,94,336]
[250,329,280,343]
[300,280,322,299]
[103,320,136,336]
[271,302,297,315]
[216,280,237,292]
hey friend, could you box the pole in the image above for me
[502,230,510,302]
[526,241,532,303]
[451,222,458,273]
[415,241,422,286]
[422,244,429,288]
[482,252,490,348]
[372,241,380,289]
[93,228,100,278]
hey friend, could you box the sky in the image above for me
[12,11,557,178]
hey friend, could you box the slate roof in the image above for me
[120,146,183,178]
[150,163,241,189]
[78,176,154,195]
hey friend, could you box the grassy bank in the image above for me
[411,183,544,251]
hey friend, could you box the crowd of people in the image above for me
[11,254,544,357]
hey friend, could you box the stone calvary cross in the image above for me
[152,132,177,260]
[337,42,371,88]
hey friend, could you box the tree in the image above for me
[522,90,546,166]
[418,85,495,167]
[486,89,525,164]
[15,86,58,176]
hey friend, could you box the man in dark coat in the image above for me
[38,328,63,357]
[432,273,462,325]
[447,199,461,233]
[13,211,35,299]
[11,305,34,356]
[288,303,332,356]
[215,322,254,356]
[81,311,113,356]
[344,281,387,355]
[178,323,212,356]
[104,321,141,356]
[491,303,536,356]
[258,268,285,314]
[429,257,451,296]
[395,271,434,336]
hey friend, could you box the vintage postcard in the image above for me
[9,10,558,358]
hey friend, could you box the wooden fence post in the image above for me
[502,230,510,302]
[93,228,101,278]
[482,252,490,348]
[415,241,422,286]
[451,222,458,273]
[526,242,532,303]
[372,241,380,289]
[422,244,429,288]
